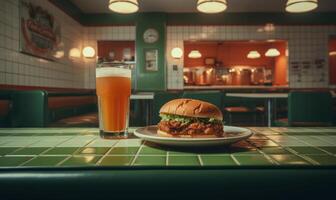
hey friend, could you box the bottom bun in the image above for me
[157,129,219,138]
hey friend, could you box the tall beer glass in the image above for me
[96,63,131,139]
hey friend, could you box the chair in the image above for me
[222,93,265,126]
[274,91,332,127]
[151,91,182,124]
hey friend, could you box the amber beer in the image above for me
[96,66,131,138]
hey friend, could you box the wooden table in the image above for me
[226,93,288,127]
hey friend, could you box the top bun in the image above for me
[159,98,223,121]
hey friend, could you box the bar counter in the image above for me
[1,127,336,199]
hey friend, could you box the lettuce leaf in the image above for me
[159,114,222,124]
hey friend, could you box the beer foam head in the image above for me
[96,67,131,78]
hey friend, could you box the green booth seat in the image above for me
[182,91,222,108]
[151,91,183,124]
[0,90,13,127]
[274,91,332,127]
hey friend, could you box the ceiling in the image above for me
[70,0,336,13]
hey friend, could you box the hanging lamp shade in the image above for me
[108,0,139,14]
[247,51,261,59]
[197,0,227,14]
[286,0,318,13]
[265,48,280,57]
[188,50,202,58]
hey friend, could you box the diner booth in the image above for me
[1,0,336,199]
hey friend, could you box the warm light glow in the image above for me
[82,46,96,58]
[171,47,183,59]
[197,0,227,14]
[265,48,280,57]
[286,0,318,13]
[188,50,202,58]
[329,51,336,56]
[69,48,81,58]
[53,50,64,58]
[247,51,261,59]
[108,0,139,14]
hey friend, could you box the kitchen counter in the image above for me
[184,85,290,90]
[1,127,336,199]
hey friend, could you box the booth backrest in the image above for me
[288,91,332,126]
[11,90,97,127]
[0,90,12,127]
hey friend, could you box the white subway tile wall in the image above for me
[0,0,335,90]
[0,0,85,89]
[82,26,136,89]
[166,25,336,90]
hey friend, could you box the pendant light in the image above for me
[286,0,318,13]
[188,50,202,58]
[247,51,261,59]
[265,48,280,57]
[108,0,139,14]
[197,0,227,14]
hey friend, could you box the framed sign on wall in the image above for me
[144,49,158,71]
[19,0,62,61]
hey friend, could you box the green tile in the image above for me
[282,132,327,136]
[307,155,336,165]
[0,147,20,155]
[289,147,327,155]
[99,156,133,166]
[0,157,34,167]
[269,155,310,165]
[133,156,166,166]
[234,155,273,166]
[23,156,68,166]
[108,147,139,155]
[169,151,199,156]
[318,147,336,154]
[230,147,260,155]
[43,147,79,155]
[201,156,237,166]
[168,156,200,166]
[140,147,166,155]
[9,147,50,155]
[60,156,101,166]
[77,147,110,155]
[259,147,291,154]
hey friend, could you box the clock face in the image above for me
[143,28,159,44]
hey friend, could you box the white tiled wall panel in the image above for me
[166,25,336,89]
[0,0,85,89]
[82,26,136,89]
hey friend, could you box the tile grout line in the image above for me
[197,155,203,166]
[166,151,169,166]
[284,147,320,165]
[246,140,280,165]
[130,141,146,166]
[55,156,73,166]
[17,147,62,167]
[95,140,121,166]
[230,154,241,166]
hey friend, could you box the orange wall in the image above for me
[330,39,336,85]
[184,42,276,68]
[97,41,135,61]
[274,43,288,85]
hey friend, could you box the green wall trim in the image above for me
[135,13,167,91]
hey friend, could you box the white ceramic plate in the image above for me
[134,125,253,147]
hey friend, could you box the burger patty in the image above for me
[158,120,224,136]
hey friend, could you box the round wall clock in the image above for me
[143,28,159,44]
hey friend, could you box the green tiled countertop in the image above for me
[1,127,336,167]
